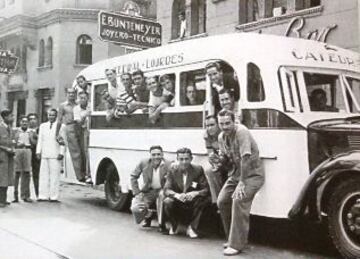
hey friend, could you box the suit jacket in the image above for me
[36,121,65,159]
[0,122,14,187]
[130,158,172,196]
[164,164,209,198]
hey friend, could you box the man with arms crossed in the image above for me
[217,109,264,256]
[130,145,171,233]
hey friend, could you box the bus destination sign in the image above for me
[0,50,18,74]
[98,11,162,49]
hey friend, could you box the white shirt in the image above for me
[151,165,162,190]
[73,104,90,128]
[16,128,31,146]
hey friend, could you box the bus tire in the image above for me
[328,178,360,259]
[104,165,131,211]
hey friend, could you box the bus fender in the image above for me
[288,151,360,220]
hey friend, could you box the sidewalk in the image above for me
[0,227,68,259]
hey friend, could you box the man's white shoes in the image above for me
[186,226,198,239]
[223,247,241,256]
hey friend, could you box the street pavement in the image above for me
[0,182,339,259]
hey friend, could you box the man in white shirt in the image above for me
[36,109,65,202]
[178,11,186,39]
[130,146,172,233]
[13,116,33,202]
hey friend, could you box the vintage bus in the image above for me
[73,33,360,258]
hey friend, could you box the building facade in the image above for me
[0,0,156,124]
[158,0,359,51]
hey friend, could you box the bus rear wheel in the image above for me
[328,178,360,259]
[104,164,130,211]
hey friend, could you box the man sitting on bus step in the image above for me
[309,88,339,112]
[163,148,211,238]
[216,109,264,256]
[205,62,240,114]
[130,69,150,111]
[130,145,171,234]
[218,89,241,125]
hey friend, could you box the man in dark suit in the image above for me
[0,109,15,208]
[130,145,171,233]
[163,147,210,238]
[205,62,240,114]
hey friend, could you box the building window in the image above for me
[76,35,92,65]
[239,0,321,24]
[38,39,45,67]
[171,0,206,40]
[46,37,53,66]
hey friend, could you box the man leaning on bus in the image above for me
[217,109,264,256]
[130,145,171,234]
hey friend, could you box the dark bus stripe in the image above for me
[90,111,203,129]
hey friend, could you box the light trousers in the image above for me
[39,158,61,200]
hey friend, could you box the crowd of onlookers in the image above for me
[0,61,265,256]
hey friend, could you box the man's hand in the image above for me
[232,181,246,200]
[184,191,198,202]
[7,148,15,157]
[174,193,187,203]
[57,154,64,160]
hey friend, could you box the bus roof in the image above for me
[77,33,360,82]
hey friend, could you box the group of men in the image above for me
[0,108,66,205]
[0,77,92,205]
[128,62,265,256]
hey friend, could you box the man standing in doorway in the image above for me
[37,109,65,202]
[57,88,85,182]
[13,116,33,203]
[216,109,264,256]
[73,91,92,184]
[0,109,15,207]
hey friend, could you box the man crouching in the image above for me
[130,145,171,233]
[163,148,210,238]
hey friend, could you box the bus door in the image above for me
[243,65,310,218]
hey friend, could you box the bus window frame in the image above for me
[91,79,110,115]
[279,67,299,113]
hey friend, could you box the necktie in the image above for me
[50,122,53,129]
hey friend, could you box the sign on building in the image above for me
[98,11,162,49]
[0,50,18,74]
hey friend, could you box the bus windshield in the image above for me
[304,72,360,113]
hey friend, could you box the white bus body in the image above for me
[75,33,360,258]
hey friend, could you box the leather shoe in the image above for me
[186,226,198,239]
[23,198,33,203]
[158,225,169,235]
[5,201,10,206]
[223,247,241,256]
[12,199,18,203]
[142,217,152,227]
[49,199,60,203]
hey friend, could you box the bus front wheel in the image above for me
[328,178,360,259]
[104,164,131,211]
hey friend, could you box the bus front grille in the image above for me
[348,135,360,150]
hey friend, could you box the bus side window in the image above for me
[247,63,265,102]
[93,83,108,111]
[180,69,206,106]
